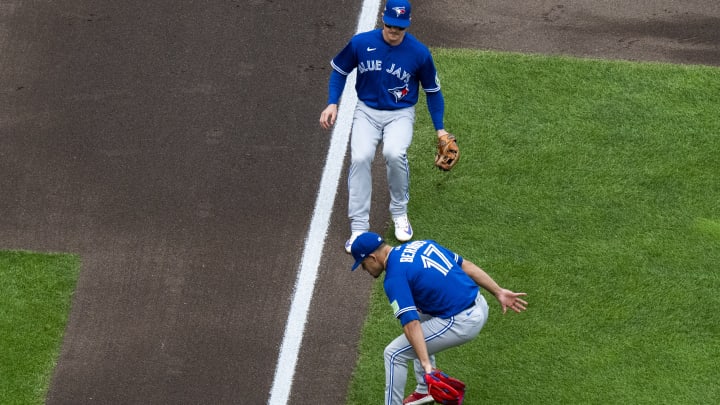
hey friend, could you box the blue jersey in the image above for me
[330,29,441,110]
[383,240,480,326]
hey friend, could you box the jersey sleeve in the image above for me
[426,90,445,130]
[420,52,444,128]
[434,241,463,266]
[419,53,441,93]
[330,39,358,76]
[384,273,420,326]
[327,70,347,105]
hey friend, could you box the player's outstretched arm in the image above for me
[461,260,528,314]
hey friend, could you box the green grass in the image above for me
[347,50,720,404]
[0,251,79,405]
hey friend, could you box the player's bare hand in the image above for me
[495,289,528,314]
[320,104,338,130]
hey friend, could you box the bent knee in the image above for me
[351,150,375,165]
[383,345,394,361]
[383,151,407,164]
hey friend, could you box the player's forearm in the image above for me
[426,90,445,131]
[461,260,502,296]
[403,320,433,373]
[327,70,347,104]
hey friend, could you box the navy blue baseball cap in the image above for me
[350,232,385,271]
[383,0,412,28]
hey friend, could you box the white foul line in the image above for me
[267,1,381,404]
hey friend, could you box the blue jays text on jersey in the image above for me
[329,29,441,111]
[383,240,480,327]
[357,61,411,83]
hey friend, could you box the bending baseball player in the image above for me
[349,232,528,405]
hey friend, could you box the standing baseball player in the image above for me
[349,232,528,405]
[319,0,453,253]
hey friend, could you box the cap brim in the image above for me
[383,16,411,28]
[351,259,362,271]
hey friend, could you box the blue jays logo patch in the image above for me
[392,6,406,17]
[388,84,409,103]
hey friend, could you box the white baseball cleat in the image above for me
[393,214,413,242]
[345,231,363,254]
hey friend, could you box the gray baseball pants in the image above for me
[383,292,490,405]
[348,101,416,233]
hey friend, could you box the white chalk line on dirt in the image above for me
[267,1,381,404]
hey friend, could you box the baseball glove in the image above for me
[434,133,460,171]
[424,370,466,405]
